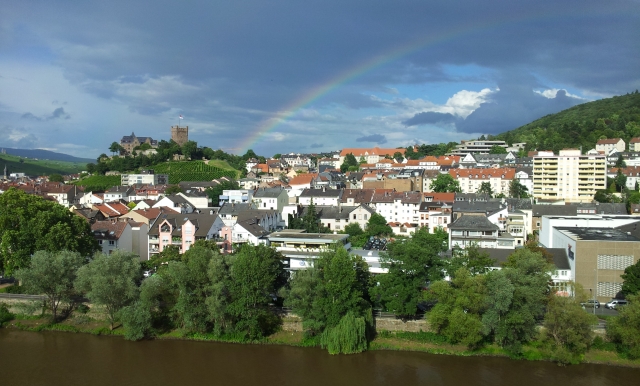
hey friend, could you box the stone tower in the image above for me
[171,126,189,146]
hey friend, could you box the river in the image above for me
[0,329,638,386]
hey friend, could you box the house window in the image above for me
[109,240,115,246]
[98,240,103,245]
[364,214,368,220]
[353,214,357,220]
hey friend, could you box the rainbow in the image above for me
[236,7,610,153]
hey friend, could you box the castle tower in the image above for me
[171,126,189,146]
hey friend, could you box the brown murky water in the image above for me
[0,329,638,386]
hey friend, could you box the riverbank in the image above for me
[4,312,640,369]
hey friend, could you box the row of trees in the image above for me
[15,243,288,341]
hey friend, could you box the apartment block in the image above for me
[532,149,606,203]
[447,140,507,156]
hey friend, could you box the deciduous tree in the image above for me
[0,188,99,274]
[75,250,141,330]
[430,173,461,193]
[15,250,85,322]
[374,227,448,317]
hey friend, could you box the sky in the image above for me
[1,1,639,159]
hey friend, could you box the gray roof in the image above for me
[300,188,343,198]
[556,227,640,242]
[253,187,286,198]
[505,198,533,210]
[218,202,253,216]
[449,215,499,231]
[236,218,270,237]
[453,201,505,214]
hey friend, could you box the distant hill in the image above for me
[1,148,94,164]
[0,154,84,176]
[495,92,640,153]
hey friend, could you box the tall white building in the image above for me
[532,149,606,203]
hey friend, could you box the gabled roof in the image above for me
[235,218,270,237]
[218,202,253,216]
[449,215,499,231]
[289,173,318,186]
[253,187,287,198]
[92,220,129,240]
[299,188,343,198]
[341,188,375,204]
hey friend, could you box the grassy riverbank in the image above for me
[4,312,640,368]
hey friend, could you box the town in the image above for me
[3,120,640,363]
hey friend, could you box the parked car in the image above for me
[580,299,600,308]
[605,299,628,309]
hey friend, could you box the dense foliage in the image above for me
[0,188,99,274]
[284,247,374,354]
[496,92,640,152]
[75,251,141,330]
[374,227,448,317]
[429,173,461,193]
[15,250,85,321]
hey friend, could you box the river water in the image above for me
[0,329,638,386]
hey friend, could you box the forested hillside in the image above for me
[495,91,640,153]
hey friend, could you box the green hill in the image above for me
[74,175,122,191]
[0,154,86,176]
[495,92,640,153]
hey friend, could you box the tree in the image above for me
[374,227,448,317]
[607,294,640,359]
[0,188,100,274]
[482,249,552,353]
[15,250,84,321]
[49,174,64,183]
[225,244,286,339]
[365,212,392,237]
[272,153,281,159]
[426,268,487,348]
[242,149,258,160]
[340,153,358,173]
[109,142,122,155]
[509,179,529,198]
[205,179,240,206]
[163,246,214,333]
[75,251,141,330]
[543,287,597,364]
[489,145,507,154]
[615,170,628,192]
[429,173,461,193]
[621,259,640,296]
[477,182,493,197]
[284,247,373,354]
[615,153,627,168]
[181,140,198,160]
[120,275,165,340]
[344,222,364,238]
[448,244,495,279]
[164,185,183,195]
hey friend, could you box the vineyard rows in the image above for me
[153,161,238,183]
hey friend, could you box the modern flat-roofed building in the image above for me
[447,140,508,156]
[121,171,168,186]
[532,149,606,203]
[268,231,350,271]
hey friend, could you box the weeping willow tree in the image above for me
[283,247,374,354]
[320,310,371,354]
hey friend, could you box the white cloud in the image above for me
[534,88,586,100]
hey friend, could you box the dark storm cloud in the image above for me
[356,134,387,144]
[2,0,639,156]
[403,112,457,127]
[456,73,583,134]
[21,107,70,121]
